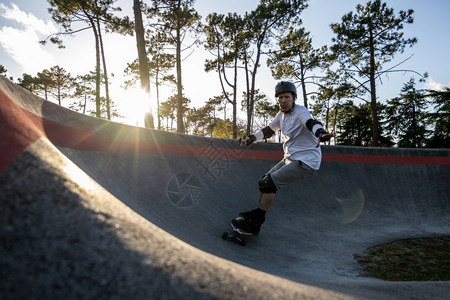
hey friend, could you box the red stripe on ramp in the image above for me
[322,153,450,165]
[1,88,448,171]
[0,90,44,172]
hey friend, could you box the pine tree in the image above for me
[330,0,417,146]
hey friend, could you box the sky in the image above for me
[0,0,449,127]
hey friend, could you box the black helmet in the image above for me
[275,81,297,98]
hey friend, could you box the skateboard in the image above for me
[222,230,247,246]
[222,218,254,246]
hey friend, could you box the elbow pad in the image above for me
[316,128,328,140]
[306,119,326,137]
[262,126,275,139]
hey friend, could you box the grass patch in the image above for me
[353,236,450,281]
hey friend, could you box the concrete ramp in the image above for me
[1,76,449,299]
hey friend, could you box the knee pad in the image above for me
[258,174,278,194]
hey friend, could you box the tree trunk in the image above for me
[299,52,308,108]
[175,12,184,133]
[57,85,61,106]
[133,0,153,128]
[89,18,101,118]
[97,19,111,120]
[368,22,380,146]
[244,54,251,135]
[232,55,238,138]
[412,103,417,147]
[247,40,262,134]
[155,67,161,129]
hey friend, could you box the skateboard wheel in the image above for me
[221,232,228,240]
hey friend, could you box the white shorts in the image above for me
[267,158,316,190]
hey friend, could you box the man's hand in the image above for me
[239,135,256,146]
[315,132,334,148]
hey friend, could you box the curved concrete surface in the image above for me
[1,76,449,299]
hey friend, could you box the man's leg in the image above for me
[259,192,276,211]
[233,193,274,235]
[255,160,315,222]
[234,160,315,234]
[232,162,281,234]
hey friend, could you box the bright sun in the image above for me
[118,87,151,127]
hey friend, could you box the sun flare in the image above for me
[119,87,151,127]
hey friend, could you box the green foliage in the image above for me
[16,67,120,120]
[334,100,393,147]
[425,88,450,148]
[45,0,128,47]
[243,0,308,134]
[203,12,248,138]
[159,94,191,132]
[330,0,416,70]
[336,101,373,146]
[329,0,418,146]
[385,78,429,148]
[0,65,7,76]
[149,0,202,133]
[267,26,327,107]
[18,66,73,105]
[151,0,201,32]
[212,119,246,139]
[45,0,130,119]
[17,73,38,92]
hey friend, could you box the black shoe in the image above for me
[239,208,266,223]
[238,210,253,220]
[231,216,261,235]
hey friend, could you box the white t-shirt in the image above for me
[253,104,323,170]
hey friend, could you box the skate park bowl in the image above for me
[1,76,449,299]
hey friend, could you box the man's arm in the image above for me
[314,132,334,148]
[239,126,275,146]
[305,119,334,148]
[240,112,281,146]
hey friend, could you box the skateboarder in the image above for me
[232,81,333,235]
